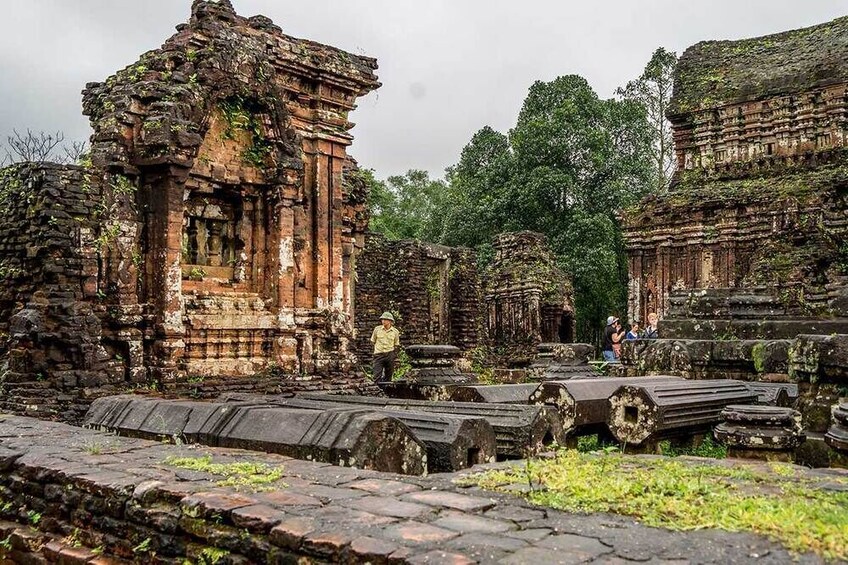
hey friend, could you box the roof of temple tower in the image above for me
[669,15,848,116]
[81,0,380,173]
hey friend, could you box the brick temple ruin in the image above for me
[355,231,575,364]
[0,0,380,421]
[622,16,848,466]
[624,17,848,322]
[0,5,848,563]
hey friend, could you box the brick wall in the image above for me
[354,233,481,360]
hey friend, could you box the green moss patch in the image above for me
[465,451,848,560]
[670,16,848,115]
[163,455,286,492]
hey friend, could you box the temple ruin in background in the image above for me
[0,0,380,421]
[355,230,575,364]
[485,232,575,358]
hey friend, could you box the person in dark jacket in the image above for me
[602,316,624,362]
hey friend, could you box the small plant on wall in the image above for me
[219,96,273,168]
[188,267,206,281]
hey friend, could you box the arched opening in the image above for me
[558,312,575,343]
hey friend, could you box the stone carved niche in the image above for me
[182,196,240,282]
[174,98,293,377]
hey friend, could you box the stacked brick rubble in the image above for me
[0,165,118,422]
[0,0,380,422]
[621,17,848,467]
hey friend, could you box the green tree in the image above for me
[442,75,654,341]
[364,75,654,342]
[617,47,678,192]
[367,169,447,241]
[509,76,653,340]
[440,126,514,248]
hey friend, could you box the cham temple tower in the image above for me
[623,16,848,324]
[621,16,848,453]
[0,0,380,420]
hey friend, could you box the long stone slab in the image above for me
[232,396,498,473]
[529,376,684,436]
[84,396,428,475]
[295,393,565,459]
[607,380,759,446]
[448,384,541,404]
[661,318,848,340]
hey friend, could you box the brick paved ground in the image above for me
[0,414,840,564]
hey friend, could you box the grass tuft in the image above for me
[163,455,286,492]
[464,450,848,560]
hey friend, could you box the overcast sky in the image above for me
[1,1,845,179]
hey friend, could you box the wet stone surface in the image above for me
[0,414,834,564]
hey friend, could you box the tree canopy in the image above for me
[617,48,678,193]
[367,169,447,241]
[367,53,673,342]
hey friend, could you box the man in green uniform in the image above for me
[371,311,401,384]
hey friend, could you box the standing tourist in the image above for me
[625,322,640,340]
[602,316,625,362]
[371,311,401,384]
[643,312,660,339]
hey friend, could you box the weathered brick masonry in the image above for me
[354,231,575,365]
[624,17,848,322]
[354,233,481,359]
[0,0,380,422]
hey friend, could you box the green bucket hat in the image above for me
[380,311,395,322]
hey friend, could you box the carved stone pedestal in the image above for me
[715,405,805,461]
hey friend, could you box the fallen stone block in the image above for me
[213,406,427,474]
[529,376,684,436]
[404,344,476,384]
[84,396,427,475]
[295,393,565,459]
[533,343,596,366]
[607,380,758,446]
[381,344,476,400]
[244,396,497,473]
[534,364,600,381]
[825,402,848,454]
[746,382,798,407]
[448,384,541,404]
